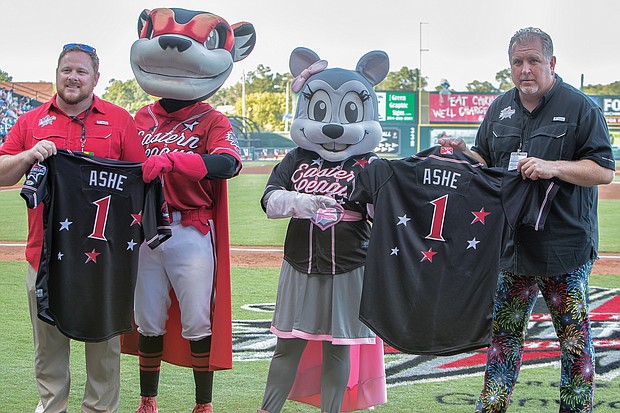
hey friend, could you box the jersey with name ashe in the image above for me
[350,146,559,355]
[21,149,172,342]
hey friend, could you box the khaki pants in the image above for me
[26,265,120,413]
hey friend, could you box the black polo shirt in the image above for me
[472,75,615,276]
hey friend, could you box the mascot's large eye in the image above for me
[139,17,154,39]
[308,90,332,123]
[205,29,220,50]
[339,91,365,124]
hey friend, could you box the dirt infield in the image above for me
[1,165,619,273]
[1,244,618,274]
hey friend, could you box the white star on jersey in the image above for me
[391,247,399,256]
[183,121,200,131]
[127,239,137,251]
[59,219,73,231]
[397,214,411,226]
[57,252,64,260]
[467,237,480,249]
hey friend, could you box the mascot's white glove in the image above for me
[266,190,339,219]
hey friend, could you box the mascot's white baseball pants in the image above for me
[134,217,215,340]
[27,265,120,413]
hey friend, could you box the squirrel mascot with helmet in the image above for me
[121,7,256,413]
[257,47,389,413]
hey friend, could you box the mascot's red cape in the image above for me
[121,7,256,371]
[122,187,233,370]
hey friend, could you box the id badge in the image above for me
[508,151,527,171]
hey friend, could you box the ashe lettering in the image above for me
[423,168,461,189]
[89,170,127,191]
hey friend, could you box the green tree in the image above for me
[465,68,512,93]
[212,65,291,107]
[235,92,286,131]
[0,68,12,82]
[211,83,242,108]
[495,68,513,91]
[102,78,155,114]
[465,80,499,93]
[583,81,620,95]
[212,66,293,130]
[377,66,427,91]
[244,64,273,93]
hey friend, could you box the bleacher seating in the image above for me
[0,87,37,143]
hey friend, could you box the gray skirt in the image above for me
[270,261,375,345]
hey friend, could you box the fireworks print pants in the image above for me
[475,261,595,413]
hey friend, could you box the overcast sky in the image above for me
[3,0,619,96]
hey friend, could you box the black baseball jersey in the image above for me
[21,149,172,342]
[350,146,559,355]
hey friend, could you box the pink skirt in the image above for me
[271,261,387,411]
[271,261,375,344]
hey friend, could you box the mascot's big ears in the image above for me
[131,7,256,101]
[290,47,389,87]
[288,47,389,163]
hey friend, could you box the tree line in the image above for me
[2,66,619,132]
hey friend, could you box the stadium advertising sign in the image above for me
[430,92,498,123]
[377,91,416,122]
[375,127,401,154]
[603,97,620,125]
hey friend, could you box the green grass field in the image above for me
[1,172,619,412]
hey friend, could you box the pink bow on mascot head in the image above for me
[291,59,328,93]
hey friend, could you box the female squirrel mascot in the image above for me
[120,8,256,413]
[258,47,389,413]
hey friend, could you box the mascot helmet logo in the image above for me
[131,8,256,101]
[289,47,389,162]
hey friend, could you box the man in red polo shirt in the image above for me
[0,43,145,413]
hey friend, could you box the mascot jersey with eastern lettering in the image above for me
[263,147,374,275]
[20,150,172,342]
[350,146,559,355]
[135,100,242,211]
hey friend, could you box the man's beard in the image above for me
[58,87,90,106]
[518,83,539,96]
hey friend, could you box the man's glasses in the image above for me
[63,43,97,54]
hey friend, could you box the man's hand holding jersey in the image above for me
[265,190,339,219]
[29,140,58,162]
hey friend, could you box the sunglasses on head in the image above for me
[63,43,97,54]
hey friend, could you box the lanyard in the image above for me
[70,107,91,152]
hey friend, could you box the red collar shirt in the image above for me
[0,94,145,269]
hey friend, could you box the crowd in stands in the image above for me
[1,87,35,143]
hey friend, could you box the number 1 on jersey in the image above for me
[89,195,111,241]
[426,194,448,242]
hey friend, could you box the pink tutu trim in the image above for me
[270,326,376,345]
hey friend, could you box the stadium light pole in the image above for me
[242,70,247,135]
[285,77,291,132]
[419,22,429,91]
